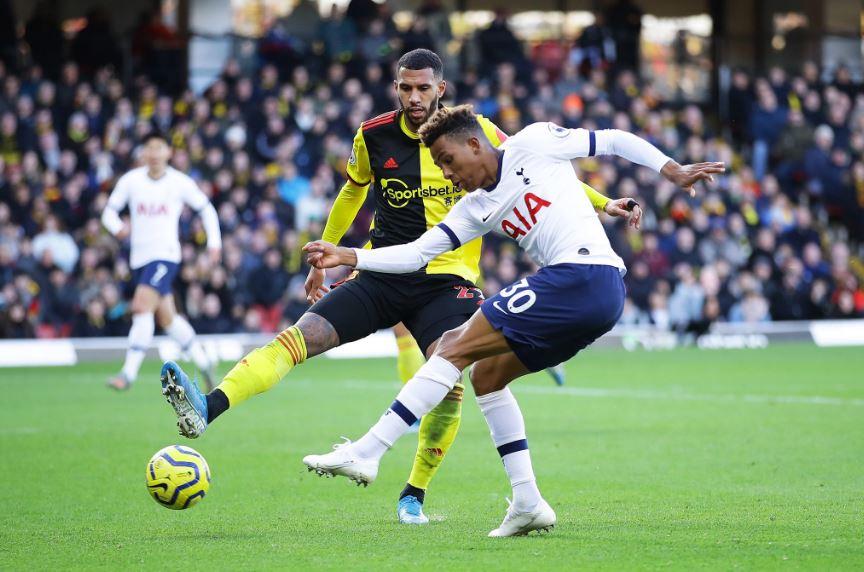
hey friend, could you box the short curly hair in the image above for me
[397,49,443,80]
[418,104,480,148]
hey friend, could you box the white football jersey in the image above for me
[354,122,671,276]
[441,124,625,269]
[103,166,218,269]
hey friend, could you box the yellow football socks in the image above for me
[217,326,307,406]
[396,334,426,384]
[407,382,464,490]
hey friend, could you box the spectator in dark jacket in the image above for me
[773,109,814,191]
[248,249,290,308]
[73,297,110,337]
[750,83,788,180]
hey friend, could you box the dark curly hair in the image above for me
[397,49,443,80]
[418,104,481,148]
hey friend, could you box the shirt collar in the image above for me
[482,151,505,192]
[399,111,419,140]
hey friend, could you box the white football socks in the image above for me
[121,313,155,382]
[476,388,542,512]
[353,355,461,459]
[165,316,211,372]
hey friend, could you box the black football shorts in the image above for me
[308,270,484,354]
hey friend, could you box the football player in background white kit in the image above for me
[101,133,222,391]
[301,105,725,536]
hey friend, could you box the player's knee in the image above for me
[435,327,471,368]
[130,298,150,315]
[295,313,340,358]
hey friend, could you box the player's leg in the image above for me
[393,322,423,436]
[395,283,482,523]
[394,332,461,524]
[109,281,160,390]
[160,273,389,437]
[205,311,331,414]
[112,260,181,390]
[393,322,425,385]
[303,309,509,483]
[469,264,626,535]
[156,294,216,390]
[470,354,555,536]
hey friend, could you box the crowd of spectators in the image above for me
[0,2,862,340]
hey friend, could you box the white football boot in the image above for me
[488,498,557,537]
[303,438,379,487]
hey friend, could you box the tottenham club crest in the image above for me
[547,122,570,138]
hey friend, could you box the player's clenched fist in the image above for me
[303,241,358,269]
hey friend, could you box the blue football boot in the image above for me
[161,361,208,438]
[397,495,430,525]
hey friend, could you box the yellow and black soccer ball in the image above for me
[146,445,211,510]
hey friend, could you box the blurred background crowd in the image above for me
[0,0,862,339]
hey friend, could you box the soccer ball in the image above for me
[146,445,211,510]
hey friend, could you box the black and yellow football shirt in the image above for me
[324,109,505,283]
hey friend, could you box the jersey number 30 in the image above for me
[497,278,537,314]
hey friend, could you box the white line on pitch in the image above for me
[50,374,864,407]
[333,379,864,407]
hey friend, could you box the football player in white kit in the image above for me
[101,133,222,391]
[301,105,725,536]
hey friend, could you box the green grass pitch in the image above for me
[1,344,862,570]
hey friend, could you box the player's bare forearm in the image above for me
[302,241,358,269]
[660,159,726,197]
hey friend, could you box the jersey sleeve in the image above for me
[435,197,489,250]
[511,122,672,172]
[321,178,370,244]
[352,198,488,274]
[101,174,130,235]
[346,127,372,186]
[353,226,453,274]
[581,181,610,211]
[476,114,508,147]
[179,175,210,211]
[178,174,222,249]
[106,174,131,211]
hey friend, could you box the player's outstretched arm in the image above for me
[533,124,725,196]
[593,129,725,196]
[304,224,456,274]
